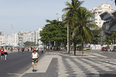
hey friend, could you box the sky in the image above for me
[0,0,116,34]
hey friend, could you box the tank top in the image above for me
[4,49,7,52]
[32,52,38,59]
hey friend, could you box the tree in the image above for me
[72,7,98,54]
[104,36,111,49]
[24,41,36,46]
[91,30,101,44]
[40,19,67,48]
[63,0,83,55]
[111,32,116,44]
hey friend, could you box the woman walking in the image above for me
[4,47,8,60]
[31,49,39,72]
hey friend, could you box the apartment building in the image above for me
[23,31,34,43]
[89,4,115,28]
[34,28,42,45]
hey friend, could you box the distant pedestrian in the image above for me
[0,47,4,60]
[4,47,8,60]
[31,47,33,52]
[36,47,38,52]
[42,48,44,53]
[22,48,25,54]
[31,49,39,72]
[10,47,13,52]
[28,47,29,52]
[17,47,20,52]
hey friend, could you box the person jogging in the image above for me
[4,47,8,60]
[0,47,4,60]
[31,49,39,72]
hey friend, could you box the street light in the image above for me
[37,39,39,52]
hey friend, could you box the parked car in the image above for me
[102,47,108,51]
[83,47,91,51]
[112,46,116,51]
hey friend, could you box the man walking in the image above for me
[0,47,4,60]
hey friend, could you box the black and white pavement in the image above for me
[21,50,116,77]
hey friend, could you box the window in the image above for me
[95,12,97,14]
[98,12,101,14]
[95,19,97,20]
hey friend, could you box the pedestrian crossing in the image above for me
[58,52,116,77]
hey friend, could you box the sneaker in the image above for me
[32,69,35,72]
[34,70,36,72]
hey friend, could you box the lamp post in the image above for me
[38,39,39,52]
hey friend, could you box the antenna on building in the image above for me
[56,13,58,20]
[11,24,13,34]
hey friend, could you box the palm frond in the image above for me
[72,26,80,39]
[86,23,99,29]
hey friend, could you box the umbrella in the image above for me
[13,45,21,47]
[0,44,13,47]
[6,44,13,47]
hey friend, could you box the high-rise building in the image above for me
[23,31,34,43]
[100,11,116,40]
[34,28,42,45]
[17,31,27,46]
[89,4,115,28]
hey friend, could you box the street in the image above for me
[0,51,43,77]
[1,50,116,77]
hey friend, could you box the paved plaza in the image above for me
[21,50,116,77]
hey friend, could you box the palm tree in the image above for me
[45,19,62,27]
[62,0,83,54]
[111,32,116,44]
[72,7,98,54]
[104,36,111,49]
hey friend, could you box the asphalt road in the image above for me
[87,50,116,59]
[0,51,43,77]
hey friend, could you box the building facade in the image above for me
[0,28,43,46]
[23,31,34,43]
[89,4,115,28]
[34,28,42,45]
[100,11,116,39]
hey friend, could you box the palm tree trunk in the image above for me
[68,28,71,54]
[82,42,84,54]
[67,23,70,54]
[74,37,76,56]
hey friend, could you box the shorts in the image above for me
[32,58,38,63]
[4,52,8,55]
[1,54,4,56]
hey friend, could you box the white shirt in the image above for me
[4,49,7,52]
[32,52,38,59]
